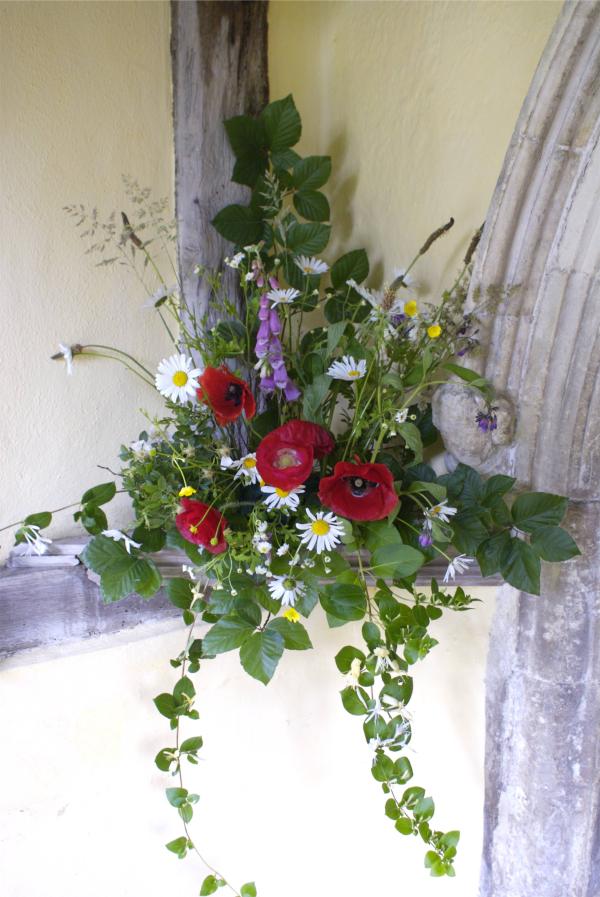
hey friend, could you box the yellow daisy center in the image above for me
[275,488,290,498]
[243,457,257,469]
[348,370,361,378]
[427,324,442,340]
[404,300,418,317]
[303,265,313,274]
[311,519,330,536]
[283,607,300,623]
[172,370,189,387]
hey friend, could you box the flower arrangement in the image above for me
[4,96,579,893]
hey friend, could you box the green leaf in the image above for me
[443,363,487,385]
[370,544,424,579]
[500,538,541,594]
[511,492,568,533]
[132,525,166,552]
[268,618,312,650]
[199,874,220,895]
[330,249,369,289]
[481,475,516,504]
[395,817,413,835]
[441,830,461,849]
[340,685,368,715]
[293,190,330,222]
[211,204,263,246]
[166,578,193,610]
[134,559,162,598]
[166,787,187,808]
[225,115,266,157]
[234,597,262,627]
[155,693,176,719]
[239,629,285,685]
[414,796,435,821]
[326,321,347,358]
[166,836,188,859]
[531,526,580,562]
[81,481,116,506]
[272,148,301,170]
[180,736,203,753]
[451,509,489,555]
[155,748,176,771]
[286,222,331,254]
[23,511,52,529]
[476,531,511,577]
[302,374,331,424]
[82,535,156,603]
[240,884,257,897]
[397,422,423,462]
[335,645,365,673]
[173,676,196,705]
[261,94,301,151]
[320,583,366,621]
[80,503,108,535]
[202,616,255,655]
[292,155,332,190]
[364,520,403,553]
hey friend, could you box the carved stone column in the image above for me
[433,3,600,894]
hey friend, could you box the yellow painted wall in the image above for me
[0,2,560,897]
[0,0,173,559]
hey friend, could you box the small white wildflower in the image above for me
[374,646,392,673]
[267,287,300,307]
[256,540,272,555]
[255,520,269,534]
[294,255,329,276]
[348,656,362,685]
[129,438,153,457]
[15,525,53,557]
[255,564,269,575]
[182,564,197,581]
[425,500,458,525]
[267,574,306,608]
[395,408,409,425]
[232,453,261,485]
[244,272,255,282]
[296,510,344,554]
[102,529,142,554]
[225,252,244,269]
[261,484,305,512]
[443,554,474,583]
[276,543,289,557]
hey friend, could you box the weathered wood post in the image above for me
[433,3,600,894]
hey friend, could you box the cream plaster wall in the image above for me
[0,0,173,560]
[0,2,561,897]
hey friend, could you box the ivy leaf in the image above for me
[268,618,312,650]
[530,526,580,562]
[199,874,220,894]
[211,205,263,246]
[292,155,331,190]
[320,583,366,621]
[261,94,301,151]
[240,884,257,897]
[202,616,255,655]
[330,249,369,289]
[165,836,188,859]
[293,190,330,222]
[511,492,569,532]
[81,481,116,506]
[239,630,285,685]
[500,538,541,594]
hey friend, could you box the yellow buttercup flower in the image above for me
[404,300,418,317]
[427,324,442,339]
[282,607,301,623]
[179,486,197,497]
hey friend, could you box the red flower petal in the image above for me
[277,420,335,458]
[175,498,228,554]
[198,366,256,427]
[256,430,314,490]
[318,461,398,521]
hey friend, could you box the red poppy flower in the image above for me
[318,461,398,521]
[197,366,256,427]
[175,498,228,554]
[256,420,335,490]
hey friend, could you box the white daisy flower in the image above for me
[395,408,409,425]
[294,255,329,276]
[443,554,474,583]
[232,453,261,485]
[425,500,458,525]
[261,484,305,511]
[346,278,404,317]
[267,287,301,307]
[296,510,344,554]
[102,529,142,554]
[56,343,74,375]
[225,252,244,269]
[267,574,307,607]
[155,354,202,404]
[15,525,53,557]
[276,542,290,557]
[391,267,417,290]
[327,355,367,382]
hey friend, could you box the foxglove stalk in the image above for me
[254,287,300,402]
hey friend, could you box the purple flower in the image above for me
[254,290,301,402]
[476,409,498,432]
[418,531,433,548]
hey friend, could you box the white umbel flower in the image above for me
[57,343,74,375]
[267,574,307,607]
[267,287,301,307]
[296,510,344,554]
[155,354,202,404]
[425,500,458,525]
[261,484,305,511]
[395,408,409,425]
[232,453,261,485]
[103,529,142,554]
[294,255,329,276]
[443,554,474,583]
[327,355,367,381]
